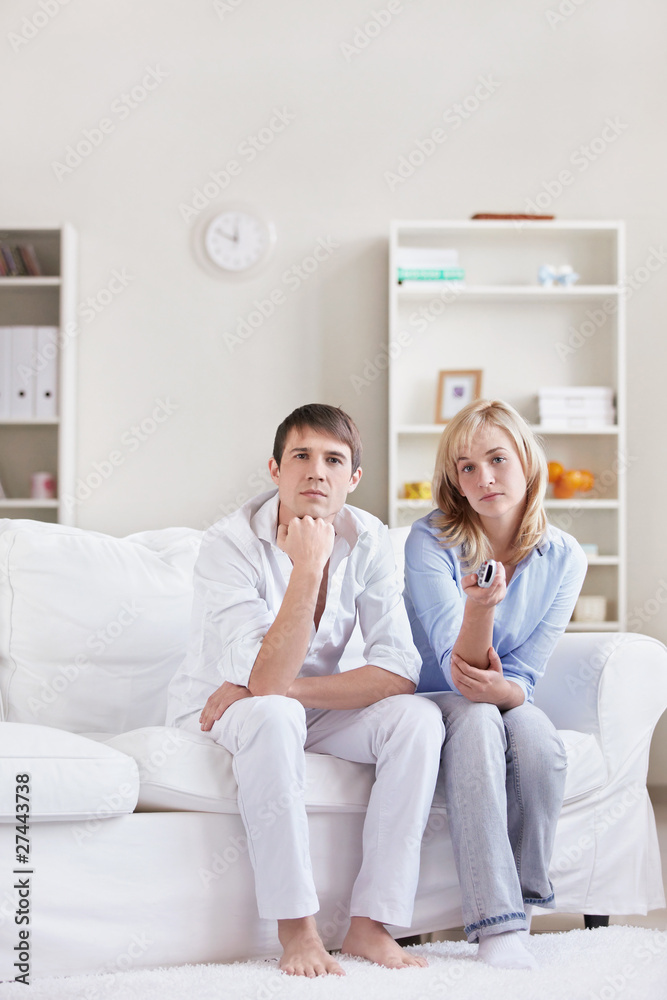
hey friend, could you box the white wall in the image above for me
[2,0,667,780]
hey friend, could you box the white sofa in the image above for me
[1,517,666,980]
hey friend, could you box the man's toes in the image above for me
[386,956,408,969]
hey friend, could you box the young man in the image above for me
[167,404,444,978]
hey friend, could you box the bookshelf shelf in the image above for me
[0,277,61,288]
[0,225,77,525]
[389,218,626,630]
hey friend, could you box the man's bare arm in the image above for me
[248,516,333,697]
[286,665,414,710]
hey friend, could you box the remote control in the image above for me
[477,560,497,588]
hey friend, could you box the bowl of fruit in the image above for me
[547,462,595,499]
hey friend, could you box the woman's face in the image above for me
[454,424,528,530]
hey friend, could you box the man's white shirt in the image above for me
[166,489,420,726]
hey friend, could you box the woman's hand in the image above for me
[461,561,507,608]
[200,681,252,731]
[451,646,525,710]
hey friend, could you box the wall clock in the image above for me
[201,208,276,275]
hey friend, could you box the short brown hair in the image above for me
[273,404,363,473]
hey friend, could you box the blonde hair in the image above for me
[431,399,548,569]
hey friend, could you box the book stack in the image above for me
[0,242,43,277]
[0,327,59,419]
[538,387,616,429]
[396,247,464,285]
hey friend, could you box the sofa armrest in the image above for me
[533,632,667,776]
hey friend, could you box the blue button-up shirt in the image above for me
[403,511,588,703]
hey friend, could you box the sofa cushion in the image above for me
[0,722,139,822]
[0,520,202,734]
[104,722,605,815]
[104,726,377,814]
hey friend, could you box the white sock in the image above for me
[477,930,539,970]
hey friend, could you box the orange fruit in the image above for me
[560,469,585,491]
[578,469,595,492]
[553,479,575,499]
[548,461,564,484]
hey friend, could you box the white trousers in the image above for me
[182,693,444,925]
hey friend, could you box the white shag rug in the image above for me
[1,927,666,1000]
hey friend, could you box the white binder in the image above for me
[35,326,59,419]
[0,327,11,419]
[10,327,35,419]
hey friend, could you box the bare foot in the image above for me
[278,916,345,977]
[341,916,427,969]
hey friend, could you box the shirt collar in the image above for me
[520,523,563,565]
[250,487,365,553]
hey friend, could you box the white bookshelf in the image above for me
[388,219,626,631]
[0,225,77,525]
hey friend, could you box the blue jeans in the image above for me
[424,693,567,942]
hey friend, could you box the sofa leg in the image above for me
[584,914,610,929]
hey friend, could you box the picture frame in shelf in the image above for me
[435,369,482,423]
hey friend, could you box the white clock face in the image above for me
[204,210,274,272]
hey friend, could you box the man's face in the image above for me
[269,427,362,524]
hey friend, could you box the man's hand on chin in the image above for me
[200,681,252,731]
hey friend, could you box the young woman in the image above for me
[404,399,587,970]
